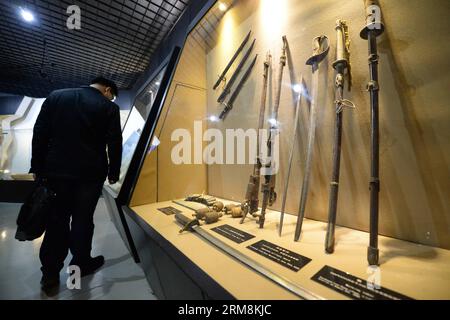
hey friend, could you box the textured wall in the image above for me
[204,0,450,249]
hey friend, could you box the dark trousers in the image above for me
[39,179,103,276]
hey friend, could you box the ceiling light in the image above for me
[20,8,34,22]
[218,2,227,12]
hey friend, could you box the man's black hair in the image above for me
[90,77,119,98]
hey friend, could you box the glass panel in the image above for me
[106,65,167,194]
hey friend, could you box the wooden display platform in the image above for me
[130,198,450,300]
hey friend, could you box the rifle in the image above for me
[240,53,272,224]
[213,30,252,90]
[217,39,256,104]
[360,0,385,266]
[257,36,287,229]
[325,20,355,253]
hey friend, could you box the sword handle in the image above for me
[306,35,329,66]
[360,0,384,39]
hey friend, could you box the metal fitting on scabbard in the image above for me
[369,178,380,192]
[335,98,355,113]
[366,80,379,92]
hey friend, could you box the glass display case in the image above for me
[102,47,181,263]
[121,0,450,300]
[105,66,166,195]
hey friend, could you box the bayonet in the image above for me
[217,39,256,104]
[213,30,252,90]
[219,54,258,120]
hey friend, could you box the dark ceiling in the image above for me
[0,0,189,97]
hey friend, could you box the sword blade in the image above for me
[294,64,320,242]
[279,76,304,236]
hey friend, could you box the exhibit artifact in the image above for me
[360,0,385,266]
[325,20,355,253]
[240,53,272,224]
[294,35,330,241]
[257,36,287,228]
[213,30,252,90]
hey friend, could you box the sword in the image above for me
[219,54,258,120]
[294,35,329,242]
[175,211,324,299]
[325,20,355,253]
[360,0,384,266]
[257,36,287,229]
[240,53,272,224]
[278,75,307,236]
[213,30,252,90]
[217,39,256,104]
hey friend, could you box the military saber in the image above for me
[258,36,288,229]
[278,75,306,236]
[294,35,329,242]
[240,53,271,224]
[175,211,324,300]
[325,20,355,254]
[213,30,252,90]
[217,39,256,104]
[360,0,384,266]
[219,54,258,120]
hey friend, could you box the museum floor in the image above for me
[0,198,156,300]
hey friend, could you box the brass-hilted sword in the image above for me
[325,20,355,253]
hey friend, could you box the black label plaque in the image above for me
[247,240,311,272]
[211,224,255,244]
[311,265,414,300]
[157,206,182,216]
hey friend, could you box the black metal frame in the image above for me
[103,46,181,263]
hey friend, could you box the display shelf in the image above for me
[129,198,450,300]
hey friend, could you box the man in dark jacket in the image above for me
[30,77,122,290]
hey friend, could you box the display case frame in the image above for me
[119,0,450,300]
[103,46,181,263]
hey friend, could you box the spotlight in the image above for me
[268,118,278,126]
[293,83,304,94]
[209,115,219,122]
[218,2,227,12]
[20,8,34,22]
[155,82,160,85]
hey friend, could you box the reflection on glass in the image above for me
[106,66,167,194]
